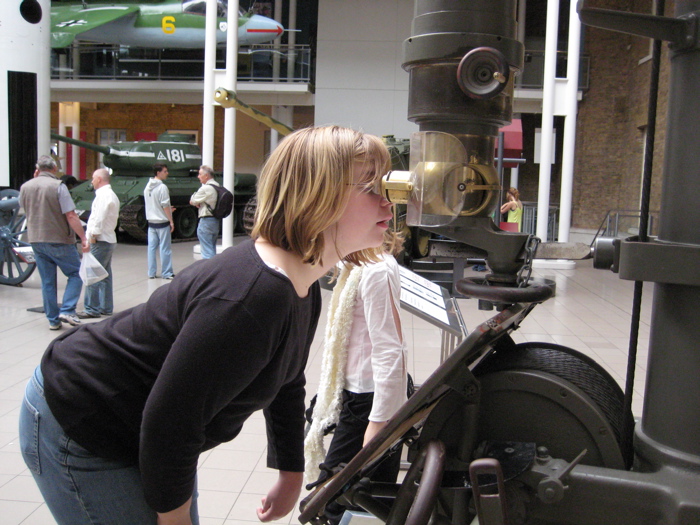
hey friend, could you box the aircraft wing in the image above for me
[51,5,140,48]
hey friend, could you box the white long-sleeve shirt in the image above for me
[86,184,120,244]
[344,254,408,422]
[190,179,219,218]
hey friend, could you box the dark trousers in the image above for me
[314,390,402,525]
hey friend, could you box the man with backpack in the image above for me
[190,165,221,259]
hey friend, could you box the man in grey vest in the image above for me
[20,156,90,330]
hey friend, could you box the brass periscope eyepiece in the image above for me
[379,170,413,205]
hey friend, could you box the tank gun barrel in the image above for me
[51,133,112,155]
[214,88,295,136]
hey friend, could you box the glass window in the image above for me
[182,0,227,18]
[97,129,126,168]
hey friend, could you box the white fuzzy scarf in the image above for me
[304,263,364,483]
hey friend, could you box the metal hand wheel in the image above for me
[0,189,36,286]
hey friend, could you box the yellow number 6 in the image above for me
[162,16,176,34]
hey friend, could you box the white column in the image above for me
[510,165,519,189]
[37,2,51,160]
[201,0,218,166]
[536,0,560,241]
[558,3,582,243]
[270,106,293,151]
[0,0,51,187]
[221,0,239,249]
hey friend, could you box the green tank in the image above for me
[51,133,257,241]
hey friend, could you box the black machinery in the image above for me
[299,1,700,524]
[0,189,36,286]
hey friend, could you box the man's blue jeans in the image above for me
[31,243,83,325]
[197,217,219,259]
[147,224,174,278]
[19,367,199,525]
[84,241,115,315]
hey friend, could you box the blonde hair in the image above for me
[507,187,521,202]
[252,125,392,266]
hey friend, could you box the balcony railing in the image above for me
[51,45,586,91]
[51,43,313,84]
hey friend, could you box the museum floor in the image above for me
[0,238,651,524]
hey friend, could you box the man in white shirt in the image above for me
[78,169,120,318]
[189,165,220,259]
[144,163,175,279]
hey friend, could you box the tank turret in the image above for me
[51,133,256,241]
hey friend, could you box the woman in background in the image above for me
[500,186,523,232]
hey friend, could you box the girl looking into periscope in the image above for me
[19,126,395,525]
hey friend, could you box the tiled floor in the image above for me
[0,238,651,524]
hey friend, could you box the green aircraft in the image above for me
[51,0,285,49]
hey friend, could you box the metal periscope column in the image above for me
[401,0,528,279]
[635,0,700,472]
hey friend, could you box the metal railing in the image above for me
[51,42,313,84]
[522,202,559,241]
[590,209,660,247]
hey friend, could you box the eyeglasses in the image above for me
[348,177,384,197]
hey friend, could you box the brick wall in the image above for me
[572,0,670,230]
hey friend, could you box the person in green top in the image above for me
[500,187,523,232]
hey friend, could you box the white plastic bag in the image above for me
[79,252,108,286]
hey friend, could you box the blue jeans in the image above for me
[31,243,83,325]
[84,241,115,315]
[197,217,219,259]
[19,367,199,525]
[147,225,173,278]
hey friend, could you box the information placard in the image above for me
[398,266,465,338]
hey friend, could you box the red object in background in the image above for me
[64,130,88,180]
[499,222,520,232]
[496,119,523,169]
[134,132,158,141]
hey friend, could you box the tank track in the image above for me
[119,204,204,243]
[119,204,148,242]
[121,203,253,244]
[242,196,257,236]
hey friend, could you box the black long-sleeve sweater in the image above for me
[41,239,321,512]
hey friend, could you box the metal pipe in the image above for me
[221,0,239,249]
[201,0,218,167]
[558,1,583,243]
[536,0,559,241]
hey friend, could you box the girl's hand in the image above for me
[256,471,303,522]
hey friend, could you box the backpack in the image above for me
[209,184,233,219]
